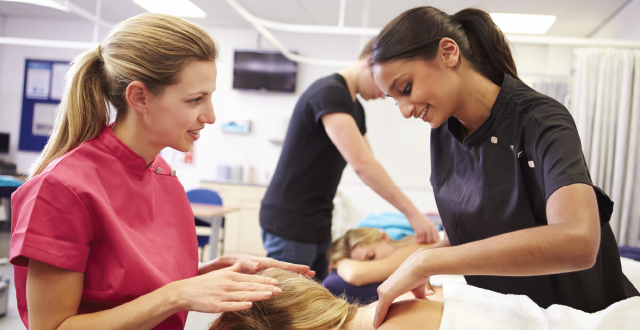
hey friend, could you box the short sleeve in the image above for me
[10,174,94,272]
[308,86,356,125]
[530,113,593,201]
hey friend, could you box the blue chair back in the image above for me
[186,189,223,248]
[186,189,222,205]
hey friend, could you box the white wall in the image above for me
[0,16,583,230]
[0,17,109,171]
[0,15,5,87]
[593,0,640,40]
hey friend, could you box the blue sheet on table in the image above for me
[323,270,380,303]
[619,246,640,262]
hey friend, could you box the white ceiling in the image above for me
[0,0,632,38]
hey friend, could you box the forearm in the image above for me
[57,282,182,330]
[338,243,431,286]
[423,223,598,277]
[353,159,422,218]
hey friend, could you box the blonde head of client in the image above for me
[9,13,313,330]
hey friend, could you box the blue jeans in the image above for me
[261,229,331,280]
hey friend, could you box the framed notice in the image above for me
[19,59,71,152]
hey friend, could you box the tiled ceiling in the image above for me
[0,0,631,38]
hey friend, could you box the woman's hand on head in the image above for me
[201,254,315,277]
[373,248,435,329]
[176,262,282,313]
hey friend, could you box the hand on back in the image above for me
[407,214,439,244]
[374,248,435,328]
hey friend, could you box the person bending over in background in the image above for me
[260,39,439,281]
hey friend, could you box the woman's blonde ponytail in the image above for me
[28,46,109,178]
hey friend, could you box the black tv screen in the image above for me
[0,133,8,154]
[233,50,297,93]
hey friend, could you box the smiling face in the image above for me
[373,59,458,129]
[350,236,396,261]
[372,39,461,128]
[146,60,217,152]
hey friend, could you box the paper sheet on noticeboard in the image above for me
[25,63,51,99]
[32,103,59,136]
[50,63,71,100]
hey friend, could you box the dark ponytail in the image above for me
[370,7,518,86]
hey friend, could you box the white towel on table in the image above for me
[439,282,640,330]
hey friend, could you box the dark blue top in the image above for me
[431,74,638,312]
[261,74,366,243]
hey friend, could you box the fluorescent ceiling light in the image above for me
[490,13,556,35]
[0,0,70,12]
[134,0,207,18]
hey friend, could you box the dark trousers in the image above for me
[261,229,331,281]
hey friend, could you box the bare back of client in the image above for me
[209,268,442,330]
[378,300,443,330]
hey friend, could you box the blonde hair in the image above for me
[327,228,408,266]
[29,13,218,178]
[209,268,359,330]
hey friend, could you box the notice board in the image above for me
[18,59,71,152]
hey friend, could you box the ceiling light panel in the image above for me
[0,0,70,12]
[490,13,557,35]
[133,0,207,18]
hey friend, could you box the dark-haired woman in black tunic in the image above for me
[368,6,639,328]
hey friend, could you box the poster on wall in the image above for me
[25,61,51,99]
[32,103,59,136]
[19,59,71,152]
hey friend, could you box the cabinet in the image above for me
[200,181,268,257]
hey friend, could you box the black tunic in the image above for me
[260,74,366,243]
[431,74,639,312]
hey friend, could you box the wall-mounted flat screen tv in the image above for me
[0,133,9,154]
[233,50,297,93]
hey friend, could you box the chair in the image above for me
[186,189,224,261]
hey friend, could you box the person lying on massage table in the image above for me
[327,228,439,286]
[211,268,443,330]
[209,268,640,330]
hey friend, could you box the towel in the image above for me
[439,282,640,330]
[356,212,414,240]
[621,257,640,290]
[356,212,443,240]
[0,175,23,187]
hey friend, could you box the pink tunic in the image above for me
[10,126,198,329]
